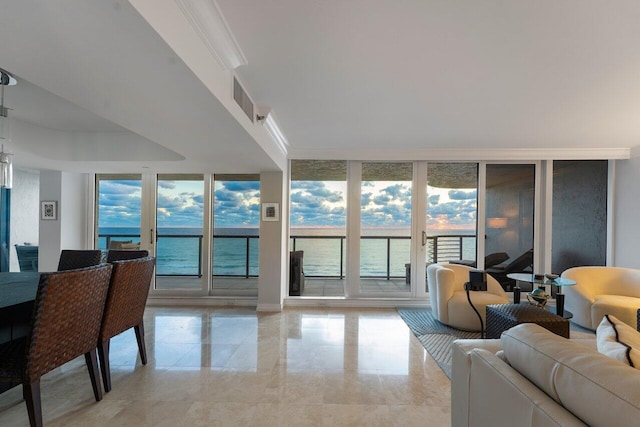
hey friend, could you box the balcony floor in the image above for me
[154,276,410,297]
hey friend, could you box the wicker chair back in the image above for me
[106,249,149,263]
[26,264,113,382]
[57,250,102,271]
[99,257,155,343]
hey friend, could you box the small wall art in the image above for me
[41,200,58,220]
[261,202,279,221]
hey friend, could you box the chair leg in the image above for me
[84,350,103,401]
[134,321,148,365]
[23,379,42,427]
[98,340,112,393]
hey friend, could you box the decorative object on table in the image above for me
[0,68,16,189]
[513,284,522,304]
[507,272,576,317]
[40,200,57,220]
[527,287,550,307]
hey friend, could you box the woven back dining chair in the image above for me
[106,249,149,263]
[57,249,102,271]
[0,264,113,427]
[98,256,155,392]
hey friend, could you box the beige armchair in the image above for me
[427,263,509,331]
[562,266,640,330]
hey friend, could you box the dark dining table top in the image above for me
[0,272,41,310]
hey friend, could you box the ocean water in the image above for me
[98,227,475,277]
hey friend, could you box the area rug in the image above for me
[398,307,596,379]
[397,308,480,379]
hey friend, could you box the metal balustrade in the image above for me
[99,233,475,279]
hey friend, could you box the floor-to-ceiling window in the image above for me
[290,160,347,297]
[485,164,536,291]
[360,162,412,294]
[423,163,478,287]
[95,174,143,252]
[155,174,205,291]
[212,174,260,295]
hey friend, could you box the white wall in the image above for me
[257,171,287,311]
[10,168,40,271]
[39,171,91,271]
[60,172,91,250]
[614,154,640,268]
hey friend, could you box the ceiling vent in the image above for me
[233,77,254,122]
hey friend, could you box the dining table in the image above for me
[0,271,41,394]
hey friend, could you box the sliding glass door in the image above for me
[424,163,478,289]
[359,162,413,294]
[154,174,205,291]
[95,174,143,252]
[485,164,536,291]
[212,174,260,295]
[289,161,347,297]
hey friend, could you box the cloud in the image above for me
[213,181,260,227]
[158,181,176,189]
[98,181,143,227]
[428,195,440,205]
[97,176,477,231]
[448,189,477,200]
[428,199,477,227]
[290,181,347,227]
[359,183,412,227]
[224,181,260,192]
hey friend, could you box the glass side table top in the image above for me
[506,273,576,287]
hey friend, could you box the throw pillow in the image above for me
[596,314,640,368]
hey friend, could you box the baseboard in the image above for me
[284,297,430,309]
[256,303,283,312]
[146,296,431,310]
[147,296,257,307]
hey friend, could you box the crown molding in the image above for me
[262,111,289,156]
[174,0,247,70]
[630,146,640,158]
[288,147,631,161]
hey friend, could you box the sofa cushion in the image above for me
[501,323,640,426]
[596,314,640,368]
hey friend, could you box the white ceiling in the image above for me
[0,0,280,173]
[0,0,638,174]
[217,0,640,155]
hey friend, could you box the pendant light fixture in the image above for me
[0,68,16,189]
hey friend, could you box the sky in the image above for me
[98,178,477,231]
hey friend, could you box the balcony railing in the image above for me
[98,232,475,279]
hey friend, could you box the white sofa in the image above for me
[451,323,640,427]
[562,266,640,330]
[427,263,508,331]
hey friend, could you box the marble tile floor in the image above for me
[0,307,451,426]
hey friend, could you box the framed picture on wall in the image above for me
[41,201,57,220]
[261,202,279,221]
